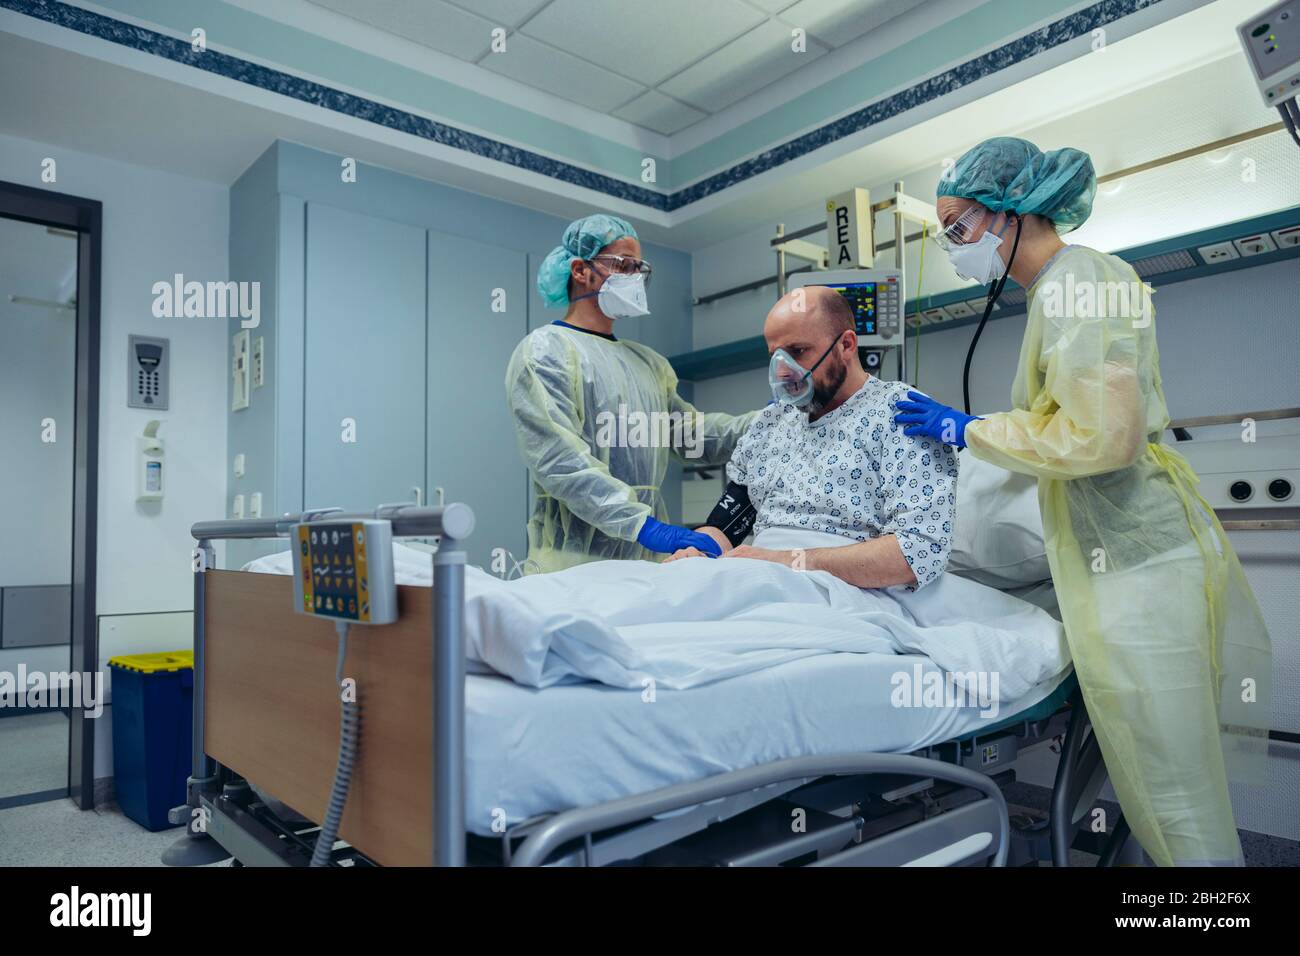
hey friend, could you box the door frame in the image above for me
[0,180,102,809]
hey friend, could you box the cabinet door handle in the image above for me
[412,486,423,506]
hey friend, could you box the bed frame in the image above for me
[166,503,1126,868]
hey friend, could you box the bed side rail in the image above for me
[510,753,1010,867]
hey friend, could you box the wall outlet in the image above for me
[921,307,948,324]
[1233,234,1277,257]
[232,493,245,519]
[942,301,976,319]
[1271,225,1300,249]
[249,492,262,518]
[1198,241,1239,265]
[233,453,245,478]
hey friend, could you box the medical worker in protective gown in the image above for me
[894,138,1272,867]
[507,214,757,574]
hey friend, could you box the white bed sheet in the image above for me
[466,645,1070,836]
[244,543,1069,835]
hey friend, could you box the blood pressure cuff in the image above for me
[706,481,757,547]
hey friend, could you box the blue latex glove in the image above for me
[893,390,980,449]
[636,516,722,557]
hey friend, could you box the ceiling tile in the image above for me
[480,34,646,113]
[520,0,767,86]
[660,20,828,113]
[443,0,551,29]
[779,0,923,48]
[305,0,495,60]
[743,0,800,12]
[613,90,708,134]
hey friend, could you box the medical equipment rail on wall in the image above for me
[166,502,474,868]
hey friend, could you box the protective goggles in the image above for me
[589,254,653,284]
[934,203,989,252]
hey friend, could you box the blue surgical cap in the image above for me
[937,137,1096,231]
[537,214,639,309]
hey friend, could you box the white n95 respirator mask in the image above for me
[596,272,649,320]
[946,228,1009,286]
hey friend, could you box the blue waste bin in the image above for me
[108,651,193,830]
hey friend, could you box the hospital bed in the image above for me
[166,503,1118,869]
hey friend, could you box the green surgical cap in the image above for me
[937,137,1097,231]
[537,213,639,309]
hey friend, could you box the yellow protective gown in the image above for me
[964,245,1272,867]
[506,322,756,574]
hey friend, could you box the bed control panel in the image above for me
[290,519,398,624]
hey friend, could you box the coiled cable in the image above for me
[310,620,360,867]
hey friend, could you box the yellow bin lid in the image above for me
[107,650,194,673]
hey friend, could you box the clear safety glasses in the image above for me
[934,204,989,252]
[590,254,653,284]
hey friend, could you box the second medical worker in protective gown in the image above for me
[895,138,1272,867]
[507,214,756,574]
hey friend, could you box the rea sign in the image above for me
[825,189,872,268]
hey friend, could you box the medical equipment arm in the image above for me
[506,344,653,542]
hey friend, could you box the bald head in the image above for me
[766,285,856,349]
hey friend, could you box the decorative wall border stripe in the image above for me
[3,0,1166,213]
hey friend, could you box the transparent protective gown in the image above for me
[506,324,756,574]
[965,245,1273,867]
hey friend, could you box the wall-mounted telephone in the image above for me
[128,335,169,409]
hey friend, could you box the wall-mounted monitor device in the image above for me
[128,334,169,409]
[788,269,905,348]
[1238,0,1300,107]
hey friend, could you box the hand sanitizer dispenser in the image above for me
[137,420,164,501]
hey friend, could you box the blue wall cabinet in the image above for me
[227,142,696,569]
[426,231,529,568]
[303,202,427,513]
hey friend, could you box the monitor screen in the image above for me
[830,282,877,336]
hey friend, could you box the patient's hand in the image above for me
[665,546,721,562]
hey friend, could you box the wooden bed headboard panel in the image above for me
[204,570,434,866]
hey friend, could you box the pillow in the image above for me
[948,450,1050,587]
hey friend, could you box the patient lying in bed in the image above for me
[669,286,958,592]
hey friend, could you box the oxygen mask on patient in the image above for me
[768,339,837,408]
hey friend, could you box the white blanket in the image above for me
[243,531,1069,702]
